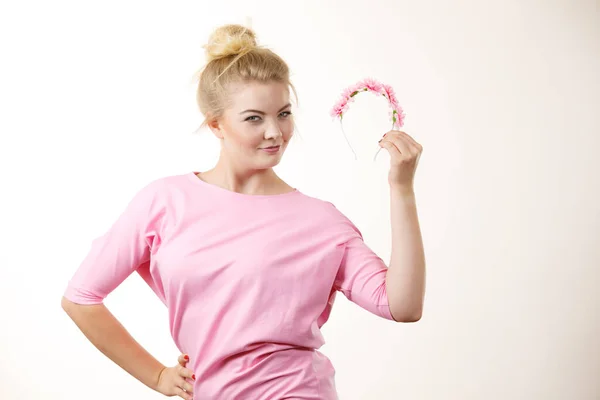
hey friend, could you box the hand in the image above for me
[378,130,423,191]
[155,353,196,400]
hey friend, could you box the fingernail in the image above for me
[192,374,196,380]
[184,355,189,361]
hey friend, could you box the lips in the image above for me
[261,145,281,154]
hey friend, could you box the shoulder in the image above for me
[122,173,193,229]
[135,172,193,198]
[124,172,190,214]
[295,193,364,240]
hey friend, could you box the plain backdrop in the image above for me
[1,0,598,399]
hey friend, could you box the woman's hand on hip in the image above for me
[155,353,196,399]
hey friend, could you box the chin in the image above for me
[261,158,282,169]
[256,147,285,162]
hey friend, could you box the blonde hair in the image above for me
[195,24,298,129]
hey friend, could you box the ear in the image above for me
[207,116,224,139]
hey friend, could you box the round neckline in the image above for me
[186,171,300,199]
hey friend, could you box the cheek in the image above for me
[227,123,261,149]
[282,120,295,140]
[238,136,262,151]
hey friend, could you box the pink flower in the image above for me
[330,103,342,118]
[341,87,356,98]
[394,108,406,127]
[349,82,363,94]
[330,96,351,118]
[383,85,400,108]
[361,78,383,94]
[382,83,395,99]
[330,101,341,117]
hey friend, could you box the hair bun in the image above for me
[203,24,257,63]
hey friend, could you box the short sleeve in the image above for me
[332,214,396,321]
[63,179,165,305]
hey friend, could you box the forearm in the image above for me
[61,297,166,391]
[386,186,426,321]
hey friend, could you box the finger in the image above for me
[386,136,413,160]
[391,130,422,151]
[176,386,193,400]
[178,354,189,367]
[395,130,418,145]
[379,139,402,159]
[396,134,422,157]
[178,365,196,381]
[179,377,195,394]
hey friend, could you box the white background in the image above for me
[1,0,598,399]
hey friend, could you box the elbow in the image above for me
[391,307,423,323]
[401,311,422,323]
[396,313,422,323]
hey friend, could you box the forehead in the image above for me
[227,81,290,110]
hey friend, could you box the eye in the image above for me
[279,111,292,118]
[245,115,261,122]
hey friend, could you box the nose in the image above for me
[264,121,283,140]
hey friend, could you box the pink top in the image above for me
[63,172,395,399]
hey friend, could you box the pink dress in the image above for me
[63,172,395,399]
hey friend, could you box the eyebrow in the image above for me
[239,103,292,115]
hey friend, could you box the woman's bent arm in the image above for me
[61,297,166,392]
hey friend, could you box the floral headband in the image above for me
[331,78,405,160]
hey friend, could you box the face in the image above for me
[209,80,294,170]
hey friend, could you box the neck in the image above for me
[201,158,286,196]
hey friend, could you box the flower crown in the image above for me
[331,78,405,160]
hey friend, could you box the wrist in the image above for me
[153,364,168,392]
[390,184,415,197]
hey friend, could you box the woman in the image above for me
[61,24,426,400]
